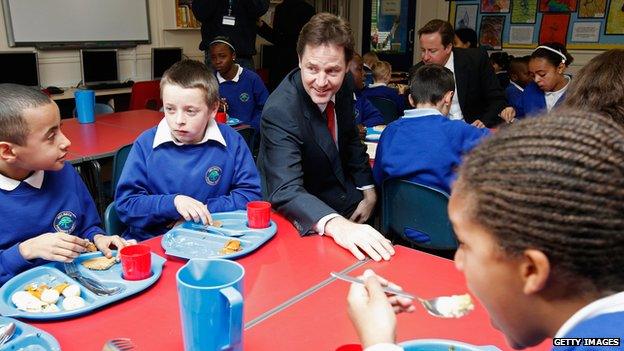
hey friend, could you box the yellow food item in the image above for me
[81,256,117,270]
[53,283,70,294]
[219,239,242,255]
[25,283,48,299]
[85,241,98,252]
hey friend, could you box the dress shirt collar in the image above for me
[0,170,44,191]
[402,108,444,119]
[368,82,387,88]
[317,95,337,113]
[152,117,226,148]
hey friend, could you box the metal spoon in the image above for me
[0,322,16,346]
[330,272,474,318]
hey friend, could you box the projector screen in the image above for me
[3,0,150,48]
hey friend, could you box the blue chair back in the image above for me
[104,202,126,236]
[382,179,457,251]
[368,96,399,124]
[111,144,133,195]
[235,126,256,156]
[72,103,114,117]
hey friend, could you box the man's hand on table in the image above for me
[325,216,394,261]
[349,188,377,224]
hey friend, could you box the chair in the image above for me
[111,143,133,195]
[104,202,126,235]
[235,125,256,156]
[129,80,162,111]
[368,96,399,125]
[381,179,458,252]
[72,103,114,117]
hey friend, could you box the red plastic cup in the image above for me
[215,111,227,124]
[335,345,362,351]
[247,201,271,229]
[120,244,152,280]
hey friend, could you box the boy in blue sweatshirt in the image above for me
[209,37,269,132]
[115,60,262,241]
[349,53,385,130]
[362,60,406,116]
[0,84,127,285]
[373,65,489,194]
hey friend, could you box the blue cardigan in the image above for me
[521,82,566,118]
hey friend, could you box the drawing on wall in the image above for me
[479,15,505,48]
[511,0,538,23]
[539,0,577,12]
[578,0,607,18]
[539,13,570,43]
[605,0,624,34]
[455,4,479,29]
[480,0,510,13]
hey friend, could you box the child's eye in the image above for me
[47,133,56,140]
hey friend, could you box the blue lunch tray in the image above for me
[0,316,60,350]
[399,339,501,351]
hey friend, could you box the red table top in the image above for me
[29,213,360,350]
[244,246,551,351]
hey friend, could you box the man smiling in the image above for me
[258,13,394,261]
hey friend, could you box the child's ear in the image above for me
[408,94,415,108]
[520,249,551,295]
[0,142,17,163]
[232,51,237,61]
[443,91,454,105]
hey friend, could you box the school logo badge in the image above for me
[205,166,222,185]
[53,211,77,233]
[239,92,250,102]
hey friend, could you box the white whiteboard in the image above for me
[3,0,150,47]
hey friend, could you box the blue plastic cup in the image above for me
[74,89,95,123]
[176,258,244,351]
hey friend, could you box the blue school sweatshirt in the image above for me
[362,84,406,115]
[115,118,262,241]
[354,91,385,127]
[217,66,269,131]
[0,164,103,285]
[521,82,566,117]
[505,82,524,118]
[373,108,490,194]
[552,311,624,350]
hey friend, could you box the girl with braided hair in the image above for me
[347,110,624,350]
[520,42,573,118]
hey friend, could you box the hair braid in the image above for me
[456,110,624,292]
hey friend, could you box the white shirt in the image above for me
[443,52,464,121]
[544,76,570,112]
[0,170,44,191]
[368,82,387,88]
[152,117,226,149]
[510,81,524,92]
[216,64,243,83]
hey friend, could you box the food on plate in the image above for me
[211,220,223,228]
[219,239,242,255]
[61,284,81,298]
[53,282,69,294]
[11,291,45,313]
[85,241,98,252]
[81,256,117,270]
[40,288,60,304]
[25,283,47,299]
[62,295,86,311]
[434,294,474,318]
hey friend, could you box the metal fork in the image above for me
[102,338,135,351]
[63,262,122,296]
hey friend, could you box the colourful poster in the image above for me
[578,0,607,18]
[539,13,570,44]
[480,0,510,13]
[479,15,505,49]
[511,0,537,23]
[539,0,577,12]
[605,0,624,34]
[455,4,479,30]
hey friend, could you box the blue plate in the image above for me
[226,117,241,126]
[161,210,277,260]
[365,127,383,141]
[0,316,60,351]
[399,339,501,351]
[0,252,165,320]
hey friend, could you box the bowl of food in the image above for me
[398,339,500,351]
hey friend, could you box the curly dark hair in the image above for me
[455,110,624,293]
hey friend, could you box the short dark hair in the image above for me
[454,27,477,48]
[531,42,574,67]
[455,110,624,293]
[209,36,235,54]
[489,51,513,71]
[297,12,354,64]
[160,59,220,107]
[0,84,52,145]
[418,19,455,47]
[409,64,455,105]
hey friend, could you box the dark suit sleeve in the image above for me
[477,50,508,127]
[246,0,270,18]
[259,105,336,234]
[343,116,374,188]
[191,0,218,22]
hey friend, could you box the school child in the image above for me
[0,84,127,285]
[372,64,489,194]
[209,37,269,131]
[521,43,573,117]
[348,53,384,129]
[505,55,531,117]
[563,49,624,126]
[453,27,478,49]
[489,51,512,89]
[348,110,624,350]
[362,51,379,87]
[362,61,406,116]
[115,60,262,241]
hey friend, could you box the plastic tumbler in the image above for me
[74,89,96,124]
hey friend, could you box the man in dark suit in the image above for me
[258,13,394,261]
[409,20,514,128]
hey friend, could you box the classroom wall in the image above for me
[0,0,204,88]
